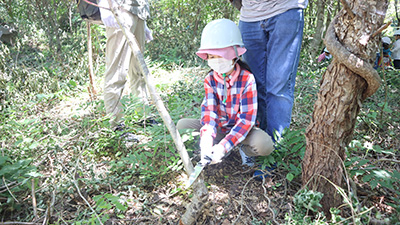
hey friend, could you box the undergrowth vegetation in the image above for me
[0,0,399,224]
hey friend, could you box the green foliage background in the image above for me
[0,0,399,224]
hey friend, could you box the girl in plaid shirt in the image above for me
[177,19,274,167]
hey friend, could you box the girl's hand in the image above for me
[202,144,226,164]
[200,134,213,160]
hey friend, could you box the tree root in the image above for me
[324,15,381,100]
[232,176,278,225]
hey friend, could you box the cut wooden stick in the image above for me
[105,1,208,224]
[86,23,97,101]
[31,179,37,220]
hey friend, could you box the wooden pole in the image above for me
[105,1,209,224]
[87,22,97,100]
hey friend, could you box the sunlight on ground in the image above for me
[46,64,206,121]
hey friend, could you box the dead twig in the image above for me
[261,178,279,224]
[2,176,19,203]
[73,175,103,224]
[0,223,41,225]
[376,158,400,163]
[31,179,38,219]
[232,176,255,225]
[0,181,19,193]
[340,0,355,18]
[86,23,97,101]
[371,21,392,38]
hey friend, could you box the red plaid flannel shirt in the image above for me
[201,65,258,152]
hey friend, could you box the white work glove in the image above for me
[144,22,153,43]
[98,0,119,28]
[202,144,226,165]
[200,134,213,163]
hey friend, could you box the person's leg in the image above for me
[103,26,130,128]
[176,118,202,130]
[264,8,304,139]
[127,14,149,102]
[239,20,268,131]
[240,127,274,157]
[176,119,225,145]
[394,59,400,69]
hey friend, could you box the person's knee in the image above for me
[257,143,274,156]
[253,134,274,156]
[176,119,186,130]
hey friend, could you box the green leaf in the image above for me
[0,156,10,165]
[378,181,394,190]
[29,142,39,150]
[372,170,391,179]
[26,171,43,178]
[392,170,400,180]
[291,143,304,153]
[356,159,370,167]
[93,195,103,202]
[0,165,16,176]
[288,135,303,144]
[97,199,112,210]
[20,119,37,126]
[362,174,373,182]
[370,179,378,189]
[69,80,77,87]
[115,202,127,211]
[143,151,153,157]
[352,170,365,176]
[286,173,294,181]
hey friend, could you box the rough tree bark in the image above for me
[302,0,388,216]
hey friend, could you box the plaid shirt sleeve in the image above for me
[200,73,219,138]
[219,72,257,152]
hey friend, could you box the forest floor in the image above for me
[3,66,399,225]
[55,71,399,224]
[49,137,397,225]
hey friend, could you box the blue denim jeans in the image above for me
[239,8,304,140]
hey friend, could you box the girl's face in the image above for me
[206,54,235,74]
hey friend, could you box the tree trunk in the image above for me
[309,0,326,59]
[302,0,388,216]
[395,0,400,25]
[322,0,334,43]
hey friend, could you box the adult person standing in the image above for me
[392,29,400,69]
[98,0,153,135]
[238,0,308,141]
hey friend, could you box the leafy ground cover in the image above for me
[1,42,399,224]
[1,4,399,221]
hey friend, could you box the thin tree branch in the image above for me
[0,223,41,225]
[86,23,97,100]
[371,21,392,38]
[324,15,381,99]
[340,0,355,18]
[31,179,38,219]
[104,1,209,224]
[2,176,18,202]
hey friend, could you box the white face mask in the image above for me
[208,58,234,74]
